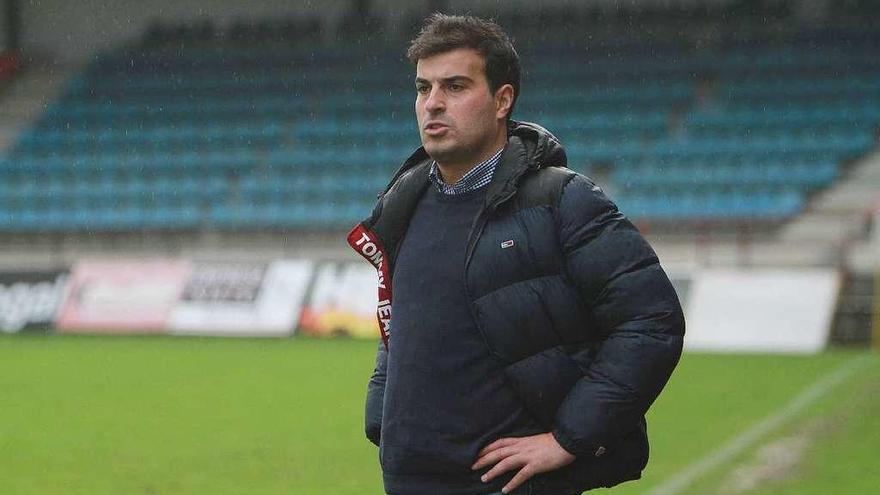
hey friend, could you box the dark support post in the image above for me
[4,0,21,50]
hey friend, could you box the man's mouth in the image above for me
[424,122,450,136]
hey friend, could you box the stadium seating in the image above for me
[1,27,877,231]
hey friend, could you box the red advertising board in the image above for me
[0,50,21,79]
[57,260,191,333]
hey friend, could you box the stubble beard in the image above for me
[422,126,496,170]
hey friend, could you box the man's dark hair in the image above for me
[407,13,521,120]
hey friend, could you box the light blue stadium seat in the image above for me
[3,34,878,231]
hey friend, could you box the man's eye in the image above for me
[449,83,464,92]
[416,86,430,94]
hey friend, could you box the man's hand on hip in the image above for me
[471,432,576,494]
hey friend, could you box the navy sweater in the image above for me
[381,185,543,495]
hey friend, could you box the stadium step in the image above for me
[777,147,880,244]
[0,60,78,154]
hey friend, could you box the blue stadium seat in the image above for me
[2,31,878,231]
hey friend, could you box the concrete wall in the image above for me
[447,0,737,13]
[19,0,429,64]
[19,0,757,64]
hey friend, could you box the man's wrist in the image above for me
[550,429,578,457]
[552,428,612,460]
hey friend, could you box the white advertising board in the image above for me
[685,269,841,354]
[169,260,312,337]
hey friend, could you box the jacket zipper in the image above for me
[462,188,517,359]
[464,188,517,269]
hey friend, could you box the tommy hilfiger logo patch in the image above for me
[500,239,515,249]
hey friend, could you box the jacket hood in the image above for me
[506,120,568,171]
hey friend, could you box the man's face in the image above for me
[415,48,507,167]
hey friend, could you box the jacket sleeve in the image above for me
[550,174,685,457]
[365,339,387,447]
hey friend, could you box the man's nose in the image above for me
[424,87,445,113]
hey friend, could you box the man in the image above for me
[347,14,684,495]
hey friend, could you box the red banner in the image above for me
[57,260,191,333]
[347,224,391,347]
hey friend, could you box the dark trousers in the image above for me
[485,482,579,495]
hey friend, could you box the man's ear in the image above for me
[495,84,515,120]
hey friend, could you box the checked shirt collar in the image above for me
[428,146,505,195]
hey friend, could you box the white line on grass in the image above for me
[647,355,873,495]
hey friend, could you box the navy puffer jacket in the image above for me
[347,120,684,493]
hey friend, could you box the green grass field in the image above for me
[1,334,877,495]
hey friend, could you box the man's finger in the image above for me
[471,446,516,470]
[502,465,535,494]
[478,437,517,457]
[481,454,524,482]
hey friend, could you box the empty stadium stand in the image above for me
[1,23,878,232]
